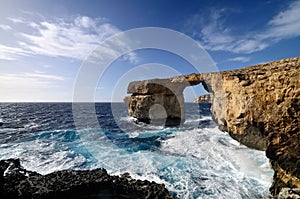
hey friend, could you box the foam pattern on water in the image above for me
[0,103,273,199]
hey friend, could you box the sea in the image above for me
[0,103,273,199]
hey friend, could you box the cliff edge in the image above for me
[125,57,300,196]
[204,57,300,196]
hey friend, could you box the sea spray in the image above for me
[0,103,273,198]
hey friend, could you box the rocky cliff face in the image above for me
[126,73,204,126]
[193,94,213,103]
[125,57,300,196]
[203,57,300,196]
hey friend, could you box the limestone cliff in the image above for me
[202,57,300,196]
[126,73,204,126]
[125,57,300,196]
[193,94,213,103]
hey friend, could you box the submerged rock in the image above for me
[0,159,173,199]
[125,57,300,196]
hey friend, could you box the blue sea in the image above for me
[0,103,273,198]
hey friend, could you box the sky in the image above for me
[0,0,300,102]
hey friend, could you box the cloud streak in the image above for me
[0,24,12,31]
[0,44,30,60]
[226,56,250,63]
[20,17,118,60]
[0,15,138,63]
[0,72,64,93]
[186,0,300,54]
[0,72,66,102]
[263,0,300,40]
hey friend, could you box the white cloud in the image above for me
[268,0,300,26]
[262,0,300,40]
[0,72,65,101]
[0,24,12,31]
[21,16,138,63]
[226,56,250,63]
[0,72,64,82]
[0,72,62,88]
[74,16,96,28]
[1,15,138,63]
[7,17,25,24]
[21,73,64,80]
[186,0,300,54]
[0,44,30,60]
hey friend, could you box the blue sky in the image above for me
[0,0,300,102]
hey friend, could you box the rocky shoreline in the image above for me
[0,159,173,199]
[125,57,300,197]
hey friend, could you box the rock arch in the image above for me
[125,73,206,126]
[125,57,300,196]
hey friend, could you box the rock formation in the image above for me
[0,159,173,199]
[204,57,300,196]
[193,94,213,103]
[126,73,204,126]
[278,188,300,199]
[125,57,300,197]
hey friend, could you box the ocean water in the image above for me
[0,103,273,198]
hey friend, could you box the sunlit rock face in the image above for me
[204,57,300,196]
[125,57,300,196]
[126,73,204,126]
[193,94,213,103]
[205,57,300,152]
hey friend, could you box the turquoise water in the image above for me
[0,103,273,198]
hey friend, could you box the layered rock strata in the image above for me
[0,159,173,199]
[126,73,204,126]
[125,57,300,196]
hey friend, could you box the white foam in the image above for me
[0,126,273,198]
[24,122,39,129]
[119,116,137,123]
[0,132,88,175]
[159,127,273,198]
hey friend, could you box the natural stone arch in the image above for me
[125,57,300,196]
[125,73,206,126]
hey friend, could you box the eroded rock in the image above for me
[126,73,204,126]
[203,57,300,195]
[0,159,173,199]
[125,56,300,196]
